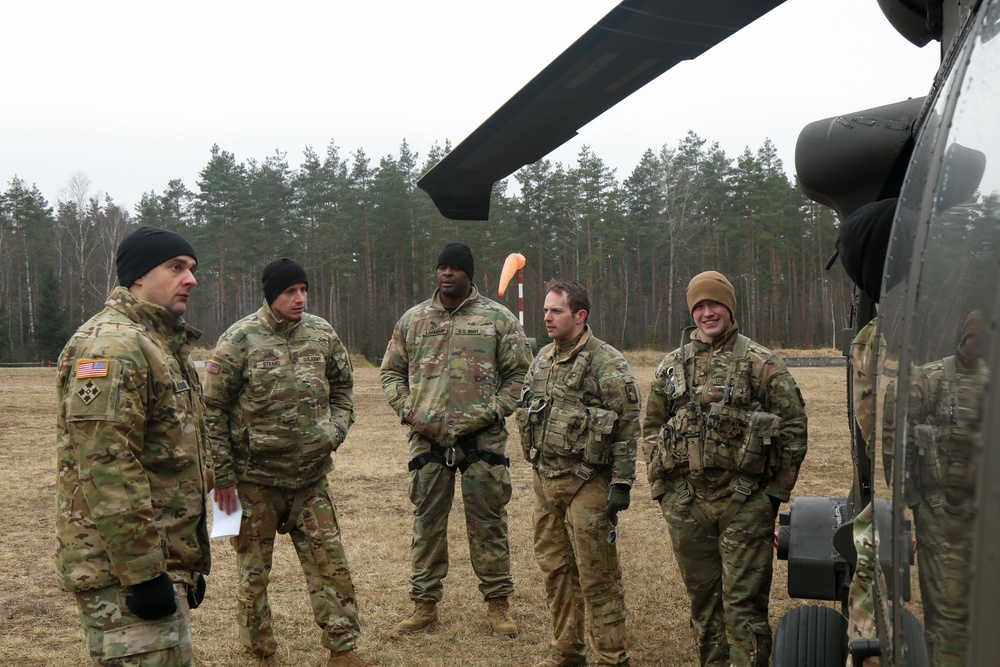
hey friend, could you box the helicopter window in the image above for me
[877,4,1000,663]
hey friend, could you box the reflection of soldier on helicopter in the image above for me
[884,311,987,667]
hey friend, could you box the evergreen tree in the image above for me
[35,269,71,362]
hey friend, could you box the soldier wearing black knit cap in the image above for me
[202,258,374,667]
[381,241,533,638]
[56,224,210,666]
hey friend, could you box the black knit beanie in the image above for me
[116,225,197,287]
[436,242,474,280]
[262,258,308,305]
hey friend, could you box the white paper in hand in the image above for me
[210,494,243,539]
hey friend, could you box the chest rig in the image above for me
[518,335,618,474]
[652,332,782,534]
[518,335,619,516]
[912,356,984,505]
[655,333,781,481]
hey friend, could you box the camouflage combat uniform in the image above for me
[380,285,531,603]
[202,302,359,656]
[56,287,211,666]
[643,325,807,667]
[885,348,985,666]
[517,327,640,666]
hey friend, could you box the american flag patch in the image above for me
[205,360,221,375]
[77,360,109,379]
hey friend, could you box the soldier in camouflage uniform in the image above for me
[380,242,532,636]
[883,311,986,667]
[518,280,640,667]
[56,225,210,666]
[203,258,372,667]
[642,271,808,667]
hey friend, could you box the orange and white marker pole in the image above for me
[498,253,527,326]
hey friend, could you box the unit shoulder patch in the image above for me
[76,380,102,405]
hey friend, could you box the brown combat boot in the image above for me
[486,597,518,636]
[327,649,375,667]
[395,601,438,634]
[531,652,587,667]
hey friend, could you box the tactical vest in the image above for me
[517,334,618,473]
[913,356,982,492]
[654,334,781,480]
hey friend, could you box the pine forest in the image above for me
[0,132,853,363]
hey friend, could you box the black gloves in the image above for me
[187,574,206,610]
[605,484,631,521]
[768,495,781,516]
[126,572,177,620]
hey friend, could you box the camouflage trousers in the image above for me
[232,477,360,655]
[75,581,193,666]
[660,483,774,667]
[407,460,514,603]
[914,501,973,667]
[534,472,628,665]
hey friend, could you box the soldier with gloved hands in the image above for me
[518,280,641,667]
[55,225,210,666]
[643,270,808,667]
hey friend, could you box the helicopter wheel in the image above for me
[899,607,929,667]
[772,605,847,667]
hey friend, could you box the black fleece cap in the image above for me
[262,258,308,305]
[838,198,897,303]
[436,242,474,280]
[116,225,197,287]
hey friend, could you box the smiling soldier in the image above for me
[642,270,808,667]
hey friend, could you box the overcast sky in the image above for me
[3,0,941,212]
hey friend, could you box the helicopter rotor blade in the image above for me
[417,0,787,220]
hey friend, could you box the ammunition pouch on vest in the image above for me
[914,356,981,493]
[517,335,618,470]
[653,334,780,479]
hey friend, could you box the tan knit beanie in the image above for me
[963,310,984,342]
[686,271,736,316]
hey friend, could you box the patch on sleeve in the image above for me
[625,383,640,404]
[76,359,109,379]
[205,360,221,375]
[76,380,102,405]
[66,359,123,421]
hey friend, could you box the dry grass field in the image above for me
[0,362,852,667]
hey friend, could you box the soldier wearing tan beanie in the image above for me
[642,269,808,667]
[686,270,736,317]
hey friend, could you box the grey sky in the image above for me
[3,0,940,212]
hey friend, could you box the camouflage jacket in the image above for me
[517,327,641,487]
[202,303,354,490]
[642,324,808,502]
[380,285,532,456]
[55,287,210,593]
